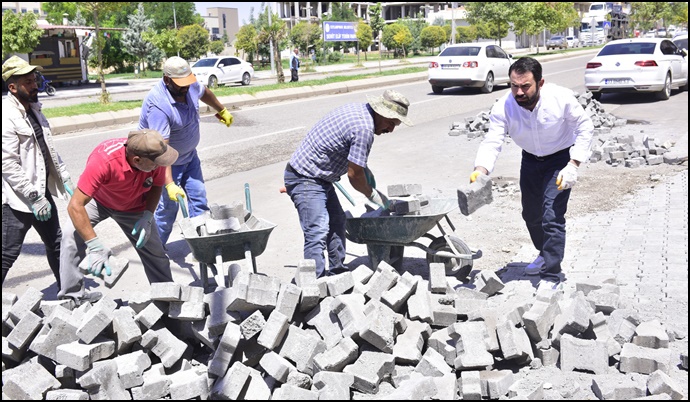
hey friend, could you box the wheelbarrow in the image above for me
[343,196,481,278]
[178,184,276,290]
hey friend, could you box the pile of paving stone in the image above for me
[3,260,688,400]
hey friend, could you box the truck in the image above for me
[579,2,631,46]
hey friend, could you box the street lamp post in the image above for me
[173,3,180,57]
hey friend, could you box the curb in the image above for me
[49,72,428,135]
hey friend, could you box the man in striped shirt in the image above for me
[284,90,413,277]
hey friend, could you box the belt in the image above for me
[522,147,570,162]
[285,163,302,176]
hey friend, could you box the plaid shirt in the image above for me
[289,103,375,182]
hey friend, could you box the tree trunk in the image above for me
[273,45,284,83]
[93,9,110,104]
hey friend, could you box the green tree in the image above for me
[456,25,478,44]
[465,2,519,47]
[235,24,259,62]
[111,2,199,32]
[326,3,358,52]
[177,24,210,60]
[368,3,386,70]
[420,25,446,54]
[290,21,321,55]
[512,2,562,53]
[80,2,128,104]
[42,3,80,25]
[121,3,156,75]
[257,5,288,83]
[356,20,373,61]
[209,40,225,55]
[2,10,43,59]
[382,23,411,57]
[399,13,429,55]
[147,28,180,58]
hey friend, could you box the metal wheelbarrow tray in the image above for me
[345,198,481,277]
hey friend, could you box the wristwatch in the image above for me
[28,190,39,201]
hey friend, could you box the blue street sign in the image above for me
[323,21,358,42]
[603,21,611,29]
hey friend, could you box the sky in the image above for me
[194,2,265,26]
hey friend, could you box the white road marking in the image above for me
[197,126,306,152]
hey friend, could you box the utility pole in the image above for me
[173,3,179,57]
[268,5,275,76]
[451,2,457,45]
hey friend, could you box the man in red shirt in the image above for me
[58,129,178,306]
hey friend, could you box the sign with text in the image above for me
[323,21,358,42]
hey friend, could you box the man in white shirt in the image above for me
[470,57,594,286]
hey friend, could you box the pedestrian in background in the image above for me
[2,56,74,287]
[284,89,413,277]
[139,56,234,247]
[289,48,300,82]
[58,129,178,306]
[470,57,594,287]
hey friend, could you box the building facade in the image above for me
[200,7,240,45]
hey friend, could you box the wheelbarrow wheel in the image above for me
[426,236,473,278]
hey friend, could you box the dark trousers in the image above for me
[519,148,572,274]
[290,69,299,82]
[2,193,61,288]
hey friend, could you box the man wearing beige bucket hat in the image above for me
[2,55,75,288]
[283,89,413,277]
[58,129,179,306]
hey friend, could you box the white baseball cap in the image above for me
[163,56,197,86]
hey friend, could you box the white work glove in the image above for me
[556,163,578,191]
[62,171,75,196]
[368,189,390,210]
[30,195,52,221]
[85,237,112,276]
[132,210,154,249]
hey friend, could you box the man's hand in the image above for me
[469,169,486,183]
[364,167,376,189]
[62,171,75,196]
[132,211,154,249]
[166,182,186,202]
[31,195,52,221]
[85,237,112,276]
[216,107,234,127]
[556,163,578,190]
[368,189,390,210]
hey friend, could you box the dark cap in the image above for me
[125,129,178,166]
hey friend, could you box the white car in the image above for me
[427,43,514,94]
[191,56,254,88]
[565,36,580,48]
[584,38,689,101]
[673,33,688,52]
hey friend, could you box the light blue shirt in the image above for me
[474,83,594,173]
[138,80,205,166]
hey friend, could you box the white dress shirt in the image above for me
[474,83,594,174]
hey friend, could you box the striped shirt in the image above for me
[289,103,376,182]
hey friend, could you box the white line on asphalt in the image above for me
[53,124,138,141]
[198,126,306,152]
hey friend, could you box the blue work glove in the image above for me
[31,195,52,221]
[132,210,154,249]
[85,237,112,276]
[368,189,390,210]
[364,167,376,189]
[62,171,74,196]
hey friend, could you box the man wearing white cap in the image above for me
[58,129,179,306]
[139,56,233,247]
[284,89,413,277]
[2,55,75,288]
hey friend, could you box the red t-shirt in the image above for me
[77,138,166,212]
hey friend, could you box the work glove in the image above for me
[469,170,483,183]
[132,210,154,249]
[556,163,578,191]
[62,171,74,196]
[85,237,112,276]
[364,167,376,188]
[368,189,390,210]
[166,182,186,202]
[215,107,234,127]
[31,195,52,221]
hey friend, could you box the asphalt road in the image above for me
[4,52,688,303]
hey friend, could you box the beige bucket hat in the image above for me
[367,89,413,126]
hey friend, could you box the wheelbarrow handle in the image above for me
[245,183,252,215]
[334,182,356,206]
[177,194,189,218]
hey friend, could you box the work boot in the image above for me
[524,255,545,275]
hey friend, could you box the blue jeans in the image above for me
[156,155,209,245]
[284,168,347,277]
[520,149,572,275]
[2,193,61,287]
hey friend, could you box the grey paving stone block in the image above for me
[620,343,673,374]
[3,360,61,399]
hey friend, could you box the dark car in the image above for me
[546,35,568,50]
